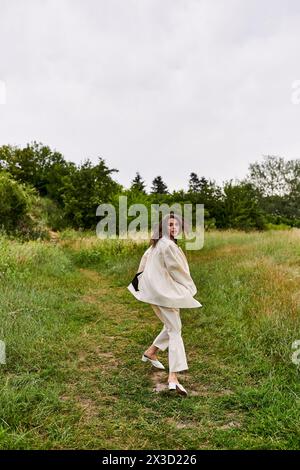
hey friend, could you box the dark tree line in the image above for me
[0,142,299,238]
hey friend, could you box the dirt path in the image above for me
[54,266,245,449]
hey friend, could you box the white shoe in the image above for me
[168,382,188,396]
[141,354,165,370]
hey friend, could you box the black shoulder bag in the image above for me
[131,271,143,291]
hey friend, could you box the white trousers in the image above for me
[150,303,188,373]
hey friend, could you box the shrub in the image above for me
[0,172,49,240]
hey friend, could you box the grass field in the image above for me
[0,229,300,449]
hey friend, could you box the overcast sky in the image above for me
[0,0,300,192]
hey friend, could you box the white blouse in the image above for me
[127,235,202,308]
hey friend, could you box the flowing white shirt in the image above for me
[127,235,202,308]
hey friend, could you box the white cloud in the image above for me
[0,0,299,191]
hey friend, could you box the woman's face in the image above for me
[167,218,181,238]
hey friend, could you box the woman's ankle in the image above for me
[144,346,158,357]
[145,345,158,357]
[168,373,178,383]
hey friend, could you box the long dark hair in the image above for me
[149,212,189,247]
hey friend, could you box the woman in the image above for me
[127,213,202,396]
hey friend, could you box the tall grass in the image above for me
[0,229,299,449]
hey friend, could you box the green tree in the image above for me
[245,155,300,226]
[246,154,300,197]
[0,171,34,234]
[187,173,225,228]
[62,157,122,229]
[130,172,147,193]
[150,176,168,194]
[188,172,202,193]
[0,141,75,205]
[223,180,266,231]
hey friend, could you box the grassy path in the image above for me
[0,230,300,449]
[51,265,246,450]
